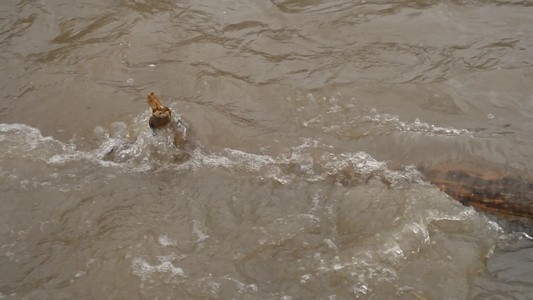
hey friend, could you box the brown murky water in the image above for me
[1,0,533,299]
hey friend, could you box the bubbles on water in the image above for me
[369,114,471,136]
[324,239,338,251]
[192,220,209,243]
[350,284,369,297]
[74,271,86,278]
[294,92,471,139]
[158,235,178,247]
[0,123,77,159]
[224,149,276,171]
[300,274,311,284]
[110,122,129,138]
[132,257,185,281]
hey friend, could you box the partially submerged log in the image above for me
[144,93,532,218]
[147,92,172,129]
[146,92,189,150]
[420,165,533,218]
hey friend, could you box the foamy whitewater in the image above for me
[3,104,527,299]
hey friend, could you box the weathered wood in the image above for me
[146,93,189,150]
[419,165,533,218]
[147,92,172,129]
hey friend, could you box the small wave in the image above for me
[362,112,471,136]
[1,121,428,190]
[294,93,471,139]
[0,123,77,160]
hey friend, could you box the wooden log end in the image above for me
[147,93,172,129]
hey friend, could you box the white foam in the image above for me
[0,121,434,190]
[74,271,86,278]
[0,123,76,158]
[131,257,185,280]
[175,147,277,174]
[298,93,470,137]
[158,234,178,247]
[192,220,209,242]
[367,112,471,136]
[225,148,276,171]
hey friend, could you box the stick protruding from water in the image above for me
[147,92,172,129]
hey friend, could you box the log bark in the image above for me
[420,165,533,218]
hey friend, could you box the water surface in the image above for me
[1,1,533,299]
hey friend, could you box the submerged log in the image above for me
[419,165,533,218]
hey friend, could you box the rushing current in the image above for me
[1,1,533,299]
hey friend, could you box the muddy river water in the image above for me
[1,0,533,299]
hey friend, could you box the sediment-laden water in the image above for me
[1,1,533,299]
